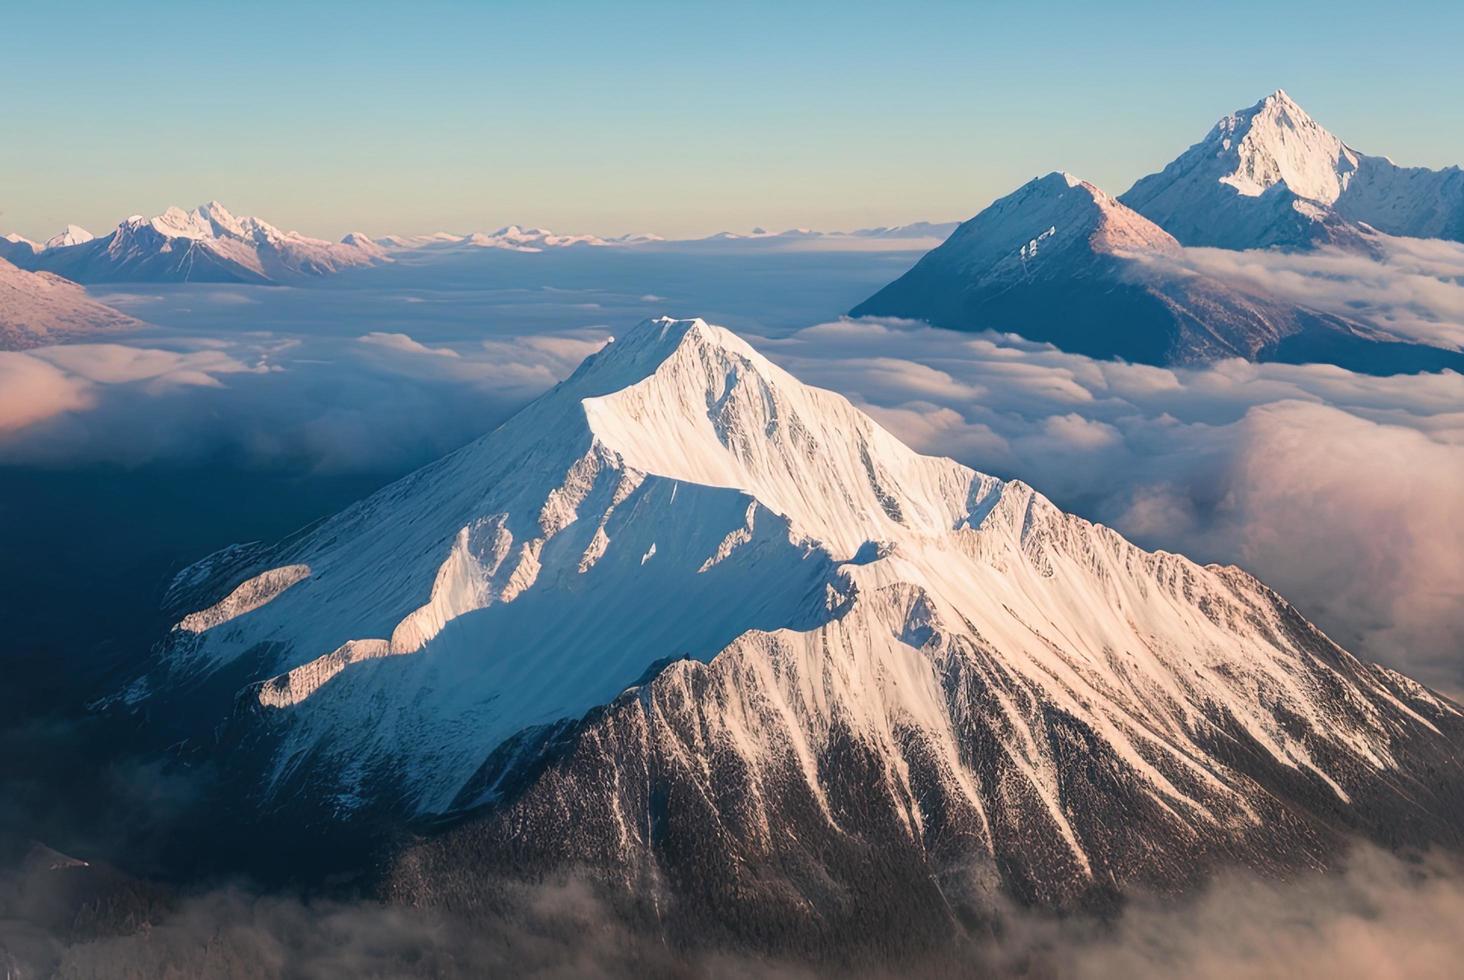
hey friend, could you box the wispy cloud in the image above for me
[980,846,1464,979]
[0,353,93,432]
[358,331,462,358]
[1135,236,1464,350]
[0,328,610,473]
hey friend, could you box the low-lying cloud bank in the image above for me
[995,846,1464,980]
[1139,235,1464,350]
[4,845,1462,978]
[763,319,1464,692]
[0,326,609,473]
[0,310,1458,691]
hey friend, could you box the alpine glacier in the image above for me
[127,317,1464,949]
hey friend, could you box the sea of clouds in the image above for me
[1,237,1463,977]
[0,240,1460,692]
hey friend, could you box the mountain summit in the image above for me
[1123,90,1464,247]
[42,224,95,250]
[123,317,1464,949]
[1211,89,1358,202]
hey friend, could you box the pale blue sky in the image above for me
[4,0,1462,240]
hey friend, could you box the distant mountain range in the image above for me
[377,225,657,252]
[695,220,961,243]
[375,220,959,252]
[2,202,387,285]
[854,91,1464,373]
[2,209,957,284]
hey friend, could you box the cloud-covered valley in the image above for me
[0,240,1459,695]
[0,326,609,472]
[1137,234,1464,350]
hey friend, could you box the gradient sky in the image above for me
[4,0,1463,241]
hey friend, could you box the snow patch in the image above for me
[175,564,310,633]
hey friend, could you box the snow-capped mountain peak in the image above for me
[1210,89,1358,203]
[146,205,213,239]
[42,224,94,250]
[883,171,1168,288]
[124,202,248,241]
[574,317,978,554]
[1120,89,1464,249]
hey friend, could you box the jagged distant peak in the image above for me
[192,198,235,223]
[1118,89,1382,248]
[378,224,620,251]
[1205,89,1358,203]
[105,201,301,245]
[43,223,94,250]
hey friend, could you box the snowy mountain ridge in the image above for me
[13,202,387,284]
[0,256,141,350]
